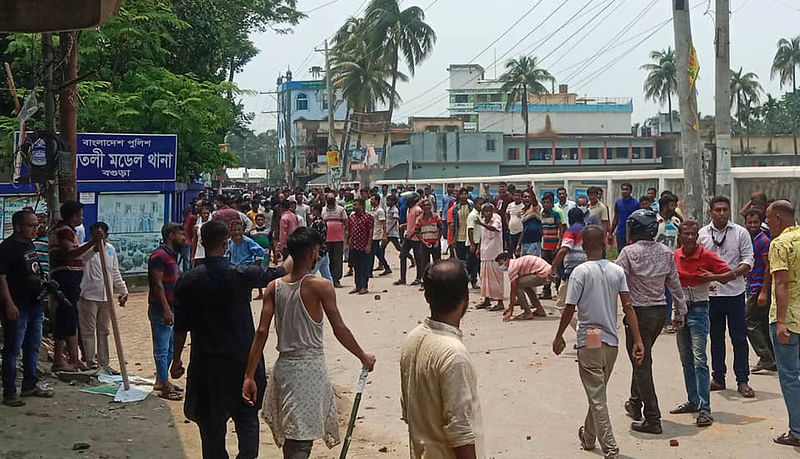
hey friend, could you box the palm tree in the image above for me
[730,68,763,152]
[641,47,678,133]
[365,0,436,165]
[499,56,554,171]
[771,36,800,154]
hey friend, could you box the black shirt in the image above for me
[174,257,285,420]
[0,237,43,309]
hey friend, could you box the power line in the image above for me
[539,0,624,64]
[303,0,343,14]
[424,0,442,11]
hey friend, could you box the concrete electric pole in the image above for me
[672,0,706,221]
[714,0,732,198]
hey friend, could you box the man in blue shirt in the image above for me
[227,220,264,266]
[611,183,640,250]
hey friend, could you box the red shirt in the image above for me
[183,214,198,243]
[674,245,730,287]
[346,212,374,251]
[405,205,423,240]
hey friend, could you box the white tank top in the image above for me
[274,275,324,355]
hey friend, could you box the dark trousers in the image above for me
[455,241,474,282]
[466,246,480,284]
[625,306,665,422]
[283,439,313,459]
[509,232,522,256]
[418,243,441,278]
[399,238,421,283]
[541,249,556,296]
[326,241,344,283]
[351,249,370,290]
[710,293,750,384]
[196,403,260,459]
[746,292,775,364]
[371,240,390,271]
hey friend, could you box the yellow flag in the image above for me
[688,44,700,130]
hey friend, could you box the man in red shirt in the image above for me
[278,201,299,260]
[395,194,423,286]
[672,220,733,427]
[416,199,443,284]
[346,198,374,295]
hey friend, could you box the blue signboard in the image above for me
[77,133,177,182]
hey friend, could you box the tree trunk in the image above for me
[523,84,530,172]
[667,93,674,132]
[380,46,399,166]
[227,57,235,100]
[340,107,351,153]
[793,71,798,155]
[58,31,79,202]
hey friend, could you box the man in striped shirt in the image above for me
[540,192,564,300]
[745,208,776,372]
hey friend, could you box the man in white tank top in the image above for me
[243,227,376,458]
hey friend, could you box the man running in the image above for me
[615,209,687,434]
[243,227,375,458]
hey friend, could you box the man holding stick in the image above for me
[171,220,289,458]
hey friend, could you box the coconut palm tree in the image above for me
[730,68,763,152]
[641,47,678,132]
[499,56,554,171]
[365,0,436,164]
[771,36,800,154]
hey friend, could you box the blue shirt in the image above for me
[441,194,456,223]
[227,235,264,265]
[398,197,409,224]
[614,197,640,238]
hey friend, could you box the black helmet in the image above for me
[626,209,658,240]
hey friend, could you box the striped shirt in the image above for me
[48,221,83,272]
[148,245,180,308]
[33,236,49,275]
[747,230,770,295]
[540,209,562,252]
[417,214,442,245]
[508,255,551,283]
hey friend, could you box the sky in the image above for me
[236,0,800,133]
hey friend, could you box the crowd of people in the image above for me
[1,180,800,458]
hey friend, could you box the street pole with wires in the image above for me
[42,33,60,223]
[673,0,705,221]
[714,0,732,198]
[324,39,336,188]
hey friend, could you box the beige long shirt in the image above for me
[400,318,484,459]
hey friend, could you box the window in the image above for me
[476,94,489,103]
[507,148,520,160]
[486,138,496,151]
[296,93,308,111]
[490,93,503,102]
[445,126,459,133]
[587,148,599,160]
[426,126,440,133]
[454,94,468,103]
[322,98,328,110]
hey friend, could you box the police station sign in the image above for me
[77,133,177,182]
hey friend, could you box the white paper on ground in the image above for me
[114,384,152,403]
[98,374,155,385]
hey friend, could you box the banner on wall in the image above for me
[97,193,166,274]
[0,196,47,240]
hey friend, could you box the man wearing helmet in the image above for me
[615,209,687,435]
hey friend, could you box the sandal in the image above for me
[512,312,536,321]
[696,412,713,427]
[475,302,490,310]
[774,432,800,447]
[489,304,504,312]
[157,390,183,401]
[578,426,595,451]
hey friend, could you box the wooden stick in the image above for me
[4,62,20,115]
[97,239,130,390]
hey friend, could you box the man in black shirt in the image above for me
[170,220,291,459]
[0,210,54,406]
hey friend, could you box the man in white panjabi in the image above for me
[243,227,376,459]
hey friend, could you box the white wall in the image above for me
[478,110,631,135]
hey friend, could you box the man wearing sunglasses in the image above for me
[698,196,755,398]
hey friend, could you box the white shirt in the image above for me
[567,260,629,348]
[371,207,386,240]
[556,199,576,215]
[507,201,525,235]
[295,203,310,227]
[698,221,754,297]
[79,243,128,302]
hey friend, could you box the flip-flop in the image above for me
[157,390,183,401]
[512,313,536,321]
[489,304,504,312]
[170,385,184,393]
[774,432,800,447]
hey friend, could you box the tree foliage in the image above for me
[0,0,303,180]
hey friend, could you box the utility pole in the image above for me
[280,68,293,186]
[43,33,60,222]
[324,39,336,188]
[714,0,732,198]
[58,30,79,202]
[672,0,705,221]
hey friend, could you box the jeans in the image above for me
[350,249,370,290]
[771,322,800,437]
[578,344,619,458]
[616,234,627,252]
[371,240,390,272]
[418,243,441,279]
[2,303,44,397]
[746,292,774,363]
[625,306,665,422]
[182,244,192,272]
[196,403,260,459]
[665,289,673,324]
[709,293,750,384]
[520,242,541,257]
[677,303,711,413]
[399,238,421,283]
[311,252,333,281]
[509,232,522,255]
[148,306,174,383]
[325,241,344,283]
[282,439,313,459]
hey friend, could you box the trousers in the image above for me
[746,292,774,364]
[371,239,390,272]
[325,241,344,283]
[1,303,44,397]
[310,252,332,281]
[771,323,800,438]
[709,293,750,384]
[148,306,174,383]
[418,243,442,279]
[282,439,313,459]
[399,238,421,283]
[516,274,547,313]
[677,303,711,413]
[625,306,665,422]
[196,403,260,459]
[578,343,619,458]
[350,249,371,290]
[78,298,112,366]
